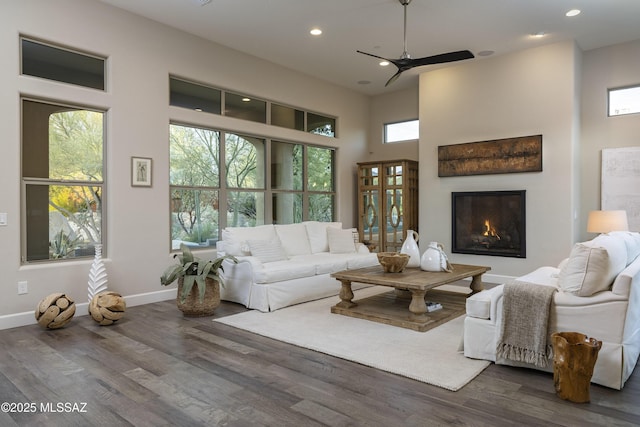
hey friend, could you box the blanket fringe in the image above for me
[496,343,553,368]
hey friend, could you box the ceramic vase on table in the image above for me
[420,241,452,272]
[400,230,420,268]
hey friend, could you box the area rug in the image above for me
[214,285,490,391]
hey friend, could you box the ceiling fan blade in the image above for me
[356,50,392,62]
[409,50,475,67]
[385,69,404,87]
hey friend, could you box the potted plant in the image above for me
[160,243,237,316]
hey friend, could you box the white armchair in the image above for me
[464,231,640,389]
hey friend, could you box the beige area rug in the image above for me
[214,286,490,391]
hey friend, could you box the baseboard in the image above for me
[0,288,177,330]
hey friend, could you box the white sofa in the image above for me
[464,231,640,389]
[218,221,378,312]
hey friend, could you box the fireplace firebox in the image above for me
[452,190,526,258]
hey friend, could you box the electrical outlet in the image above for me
[18,281,28,295]
[0,213,7,226]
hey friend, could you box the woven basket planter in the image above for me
[177,276,220,317]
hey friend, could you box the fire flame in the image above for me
[483,219,501,240]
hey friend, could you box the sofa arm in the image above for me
[219,256,263,307]
[466,284,504,325]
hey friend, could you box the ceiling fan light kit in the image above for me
[358,0,474,86]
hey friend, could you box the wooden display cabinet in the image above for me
[357,160,418,253]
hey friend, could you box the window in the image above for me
[21,38,105,90]
[170,124,335,249]
[225,133,266,227]
[609,85,640,116]
[170,78,221,114]
[384,119,419,143]
[225,92,267,123]
[22,99,105,262]
[170,124,221,250]
[271,143,335,224]
[307,146,335,222]
[271,103,304,131]
[169,76,336,138]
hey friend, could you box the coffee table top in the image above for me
[331,263,491,291]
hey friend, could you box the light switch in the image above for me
[0,213,7,226]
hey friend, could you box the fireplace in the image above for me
[452,190,526,258]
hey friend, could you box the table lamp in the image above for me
[586,210,629,234]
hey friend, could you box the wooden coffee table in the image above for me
[330,264,491,332]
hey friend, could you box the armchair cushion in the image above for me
[466,285,503,320]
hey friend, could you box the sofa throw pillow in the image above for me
[275,223,312,256]
[247,239,288,263]
[558,243,610,296]
[327,228,356,254]
[304,221,342,253]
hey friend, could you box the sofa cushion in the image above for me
[327,228,356,254]
[346,253,379,269]
[609,231,640,266]
[275,223,312,256]
[247,239,288,263]
[290,253,348,275]
[252,260,317,284]
[222,225,276,256]
[304,221,342,253]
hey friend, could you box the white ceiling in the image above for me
[98,0,640,96]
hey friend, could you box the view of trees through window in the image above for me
[170,123,335,250]
[22,99,104,262]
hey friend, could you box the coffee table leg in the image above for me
[336,279,357,308]
[408,289,428,319]
[470,273,484,294]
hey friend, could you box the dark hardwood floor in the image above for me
[0,297,638,427]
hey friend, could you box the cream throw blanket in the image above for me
[496,282,557,368]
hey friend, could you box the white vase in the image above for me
[420,242,452,272]
[87,244,108,304]
[400,230,420,268]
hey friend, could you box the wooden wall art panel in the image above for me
[438,135,542,177]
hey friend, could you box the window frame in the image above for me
[21,97,107,264]
[384,119,419,143]
[169,122,336,251]
[608,84,640,117]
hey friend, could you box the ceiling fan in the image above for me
[357,0,474,87]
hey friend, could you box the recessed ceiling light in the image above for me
[357,80,371,85]
[242,97,251,102]
[310,28,322,36]
[477,50,494,57]
[566,9,581,17]
[379,61,390,66]
[530,32,546,38]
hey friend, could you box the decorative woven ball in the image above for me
[89,291,126,326]
[35,293,76,329]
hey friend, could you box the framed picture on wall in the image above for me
[131,156,152,187]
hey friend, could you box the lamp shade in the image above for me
[587,210,629,233]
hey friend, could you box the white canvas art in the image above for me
[602,147,640,232]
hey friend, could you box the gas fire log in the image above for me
[551,332,602,403]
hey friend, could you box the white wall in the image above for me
[418,41,581,278]
[0,0,370,326]
[367,87,419,162]
[580,39,640,237]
